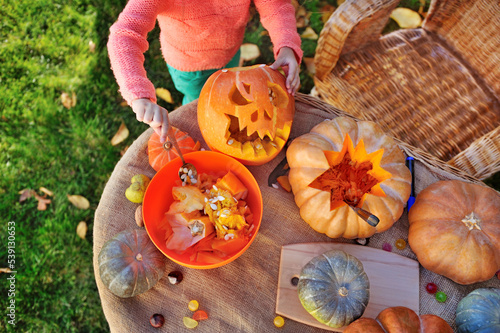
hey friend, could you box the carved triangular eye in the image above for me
[268,83,288,108]
[229,83,252,105]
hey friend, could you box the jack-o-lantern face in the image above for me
[198,64,295,165]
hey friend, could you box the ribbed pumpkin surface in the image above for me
[98,229,165,298]
[456,288,500,333]
[297,250,370,328]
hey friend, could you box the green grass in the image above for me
[1,0,499,331]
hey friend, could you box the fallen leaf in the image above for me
[76,221,88,239]
[39,187,53,196]
[61,92,77,109]
[309,86,321,98]
[89,40,96,53]
[120,145,129,156]
[0,268,12,274]
[155,87,173,104]
[321,4,336,23]
[296,6,307,18]
[67,194,90,209]
[303,57,316,75]
[240,43,261,62]
[35,194,51,211]
[110,122,129,146]
[390,7,422,29]
[296,16,307,28]
[120,100,129,107]
[19,189,35,202]
[301,27,319,40]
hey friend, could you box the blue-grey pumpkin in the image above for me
[297,250,370,328]
[456,288,500,333]
[98,229,166,298]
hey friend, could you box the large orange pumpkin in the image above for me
[197,64,294,165]
[408,180,500,285]
[287,117,411,239]
[148,128,200,172]
[344,306,453,333]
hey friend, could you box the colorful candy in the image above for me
[188,300,199,311]
[395,238,406,250]
[274,316,285,328]
[193,310,208,321]
[183,316,199,329]
[426,282,438,294]
[435,291,447,303]
[382,242,392,252]
[149,314,165,328]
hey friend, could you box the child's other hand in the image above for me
[132,98,170,143]
[270,47,300,95]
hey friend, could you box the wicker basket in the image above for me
[313,0,500,180]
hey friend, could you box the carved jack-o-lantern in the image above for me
[197,64,295,165]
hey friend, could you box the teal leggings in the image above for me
[167,50,241,105]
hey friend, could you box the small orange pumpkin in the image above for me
[344,306,453,333]
[287,117,411,239]
[147,128,200,172]
[408,180,500,285]
[197,64,294,165]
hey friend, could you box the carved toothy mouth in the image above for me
[224,114,291,158]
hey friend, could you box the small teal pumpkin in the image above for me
[456,288,500,333]
[98,229,166,298]
[297,250,370,328]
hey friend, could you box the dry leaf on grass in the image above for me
[76,221,88,239]
[120,145,129,156]
[67,194,90,209]
[156,87,173,104]
[240,43,261,62]
[19,189,51,210]
[39,187,53,196]
[111,122,129,146]
[0,268,13,274]
[89,40,96,53]
[61,92,77,109]
[301,27,318,40]
[320,4,336,23]
[303,57,316,75]
[36,195,51,211]
[390,7,422,29]
[19,189,35,202]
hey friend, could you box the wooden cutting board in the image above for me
[276,242,419,331]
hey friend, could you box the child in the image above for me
[108,0,303,143]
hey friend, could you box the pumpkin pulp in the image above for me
[309,134,391,210]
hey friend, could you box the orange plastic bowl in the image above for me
[143,151,263,269]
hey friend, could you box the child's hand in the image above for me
[132,98,170,143]
[270,47,300,95]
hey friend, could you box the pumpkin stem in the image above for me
[338,286,349,297]
[163,141,173,151]
[461,212,482,231]
[135,253,143,261]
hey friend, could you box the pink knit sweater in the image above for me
[107,0,303,104]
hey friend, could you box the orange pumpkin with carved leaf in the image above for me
[197,65,294,165]
[287,117,411,239]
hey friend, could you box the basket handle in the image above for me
[448,127,500,181]
[314,0,400,81]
